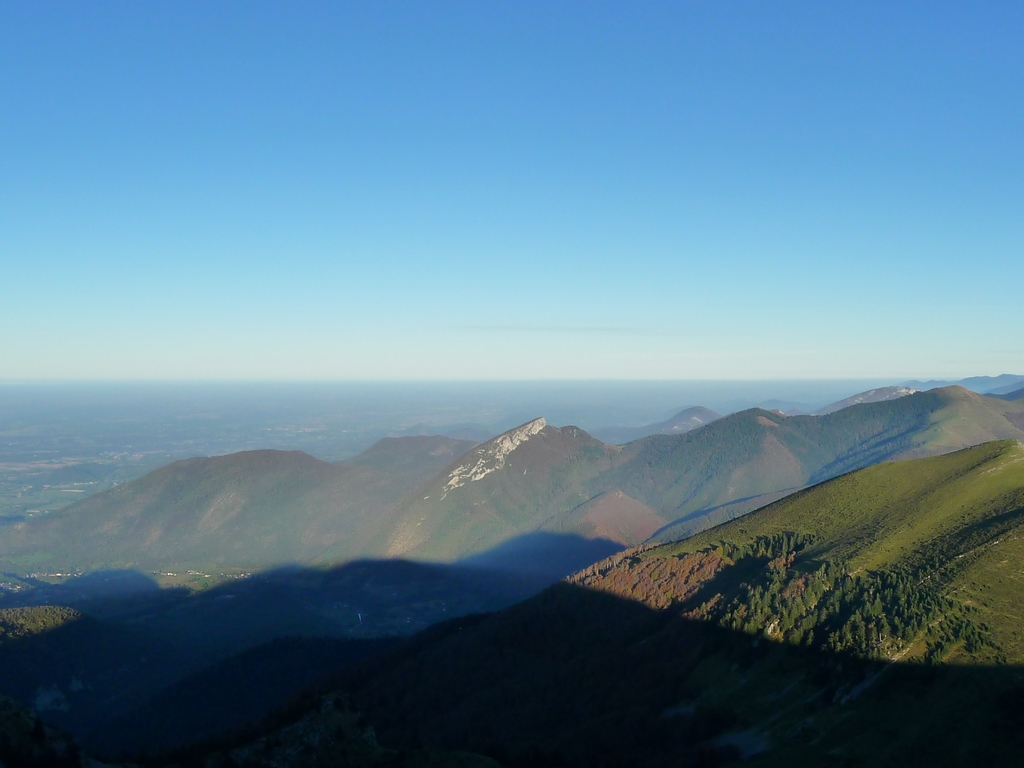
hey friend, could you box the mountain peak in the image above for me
[441,418,547,499]
[934,384,984,401]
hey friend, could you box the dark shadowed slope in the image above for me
[0,435,474,572]
[0,548,565,755]
[83,636,397,755]
[0,694,80,768]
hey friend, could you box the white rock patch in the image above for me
[441,418,546,499]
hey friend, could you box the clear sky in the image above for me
[1,2,1021,381]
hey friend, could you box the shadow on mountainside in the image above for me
[457,532,624,582]
[233,582,1024,768]
[7,569,167,604]
[0,532,622,756]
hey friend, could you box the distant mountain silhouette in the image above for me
[590,406,721,445]
[901,373,1024,393]
[815,385,918,414]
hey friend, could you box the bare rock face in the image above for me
[441,418,547,499]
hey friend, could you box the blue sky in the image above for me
[1,2,1021,380]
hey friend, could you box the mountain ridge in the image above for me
[4,386,1023,577]
[346,386,1024,565]
[590,406,722,445]
[815,385,918,414]
[901,373,1024,393]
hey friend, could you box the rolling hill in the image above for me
[0,435,474,572]
[253,440,1024,768]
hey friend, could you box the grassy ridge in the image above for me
[667,439,1024,571]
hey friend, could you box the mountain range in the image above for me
[3,386,1024,577]
[384,385,1024,562]
[901,373,1024,394]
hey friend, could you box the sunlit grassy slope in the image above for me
[640,439,1024,659]
[674,439,1024,569]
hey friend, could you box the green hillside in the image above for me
[270,440,1024,767]
[582,440,1024,662]
[594,386,1024,533]
[0,436,473,572]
